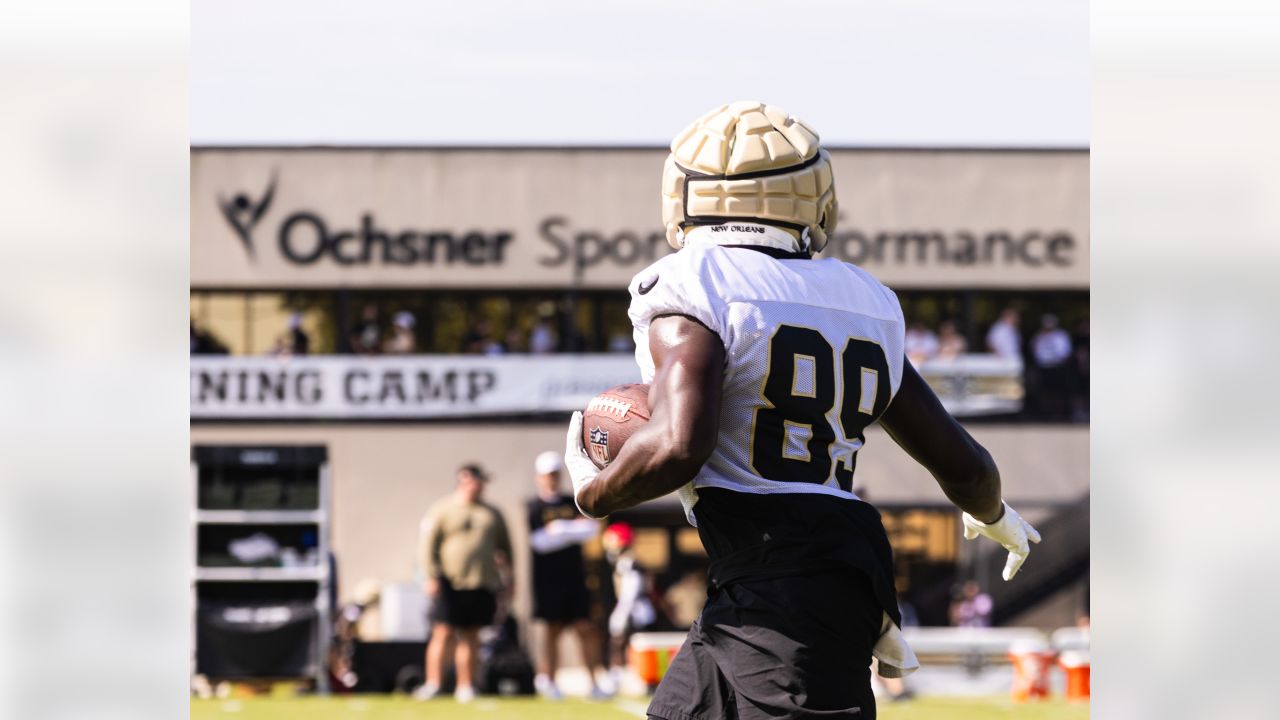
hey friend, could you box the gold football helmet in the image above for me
[662,101,838,253]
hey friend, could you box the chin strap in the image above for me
[682,223,807,254]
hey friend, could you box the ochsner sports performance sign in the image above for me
[191,148,1089,289]
[190,355,641,420]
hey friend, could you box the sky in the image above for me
[191,0,1088,148]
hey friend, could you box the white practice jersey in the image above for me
[629,242,905,525]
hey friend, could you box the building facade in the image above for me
[191,147,1089,627]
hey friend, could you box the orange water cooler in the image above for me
[627,632,688,688]
[1058,650,1090,701]
[1008,639,1054,701]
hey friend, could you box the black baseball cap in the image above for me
[458,463,489,482]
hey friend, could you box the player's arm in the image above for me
[572,314,724,518]
[879,358,1041,580]
[418,512,443,596]
[878,360,1003,522]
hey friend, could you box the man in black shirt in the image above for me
[526,451,610,699]
[348,303,381,355]
[287,312,310,355]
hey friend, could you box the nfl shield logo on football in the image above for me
[588,426,610,464]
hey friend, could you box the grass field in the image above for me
[192,696,1089,719]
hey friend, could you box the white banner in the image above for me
[190,354,1022,420]
[917,355,1025,416]
[190,355,641,419]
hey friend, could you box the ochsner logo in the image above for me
[216,171,513,267]
[218,173,277,259]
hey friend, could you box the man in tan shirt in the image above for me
[415,464,512,702]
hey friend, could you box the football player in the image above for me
[564,102,1041,719]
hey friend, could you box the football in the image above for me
[582,383,652,469]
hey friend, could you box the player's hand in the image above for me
[564,411,603,518]
[424,577,440,598]
[962,501,1042,581]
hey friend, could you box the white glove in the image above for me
[962,501,1042,581]
[564,411,603,518]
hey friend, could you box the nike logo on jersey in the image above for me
[638,274,660,295]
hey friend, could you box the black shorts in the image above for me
[430,577,497,629]
[648,488,899,720]
[532,580,591,623]
[647,568,883,720]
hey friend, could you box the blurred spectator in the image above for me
[1072,319,1090,421]
[416,464,513,703]
[607,333,634,354]
[269,312,310,357]
[896,574,919,630]
[349,303,382,356]
[936,320,968,360]
[268,335,289,357]
[383,311,417,354]
[1032,314,1074,419]
[463,319,504,355]
[602,523,656,688]
[288,312,310,355]
[525,451,609,700]
[663,569,707,629]
[461,320,484,353]
[986,308,1022,360]
[190,320,229,355]
[529,316,557,355]
[504,326,527,354]
[561,326,589,353]
[949,580,993,628]
[904,322,939,366]
[329,579,381,691]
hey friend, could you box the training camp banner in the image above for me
[190,355,642,420]
[191,354,1021,421]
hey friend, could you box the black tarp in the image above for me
[197,601,317,678]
